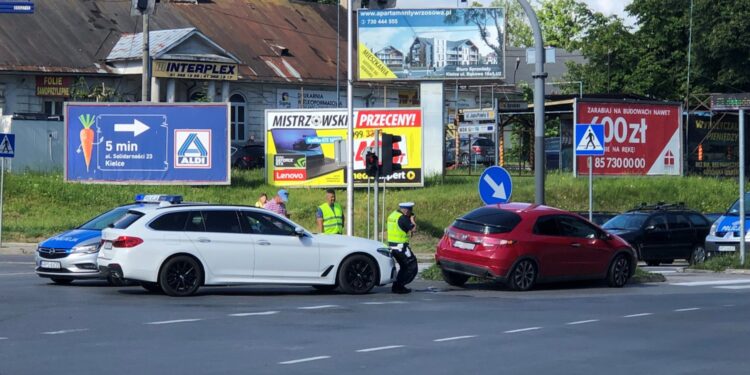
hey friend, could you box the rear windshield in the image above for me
[451,207,521,234]
[78,206,130,230]
[475,138,493,146]
[110,211,145,229]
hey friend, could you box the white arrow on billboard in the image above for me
[115,119,150,136]
[483,174,507,200]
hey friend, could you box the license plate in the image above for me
[453,240,475,250]
[718,245,736,251]
[40,261,61,269]
[103,241,112,250]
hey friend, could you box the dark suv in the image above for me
[602,203,711,266]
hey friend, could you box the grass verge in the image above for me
[420,263,665,284]
[692,253,750,272]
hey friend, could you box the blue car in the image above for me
[705,193,750,258]
[35,195,183,285]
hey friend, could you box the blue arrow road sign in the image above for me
[478,166,512,205]
[575,123,606,156]
[0,2,34,13]
[0,133,14,158]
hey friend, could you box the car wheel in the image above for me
[645,260,660,267]
[508,259,537,291]
[460,153,470,166]
[159,256,202,297]
[337,255,377,294]
[607,254,631,288]
[50,277,73,285]
[689,244,707,265]
[141,282,162,293]
[441,269,469,287]
[312,285,338,292]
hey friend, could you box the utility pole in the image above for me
[346,0,354,236]
[142,12,150,102]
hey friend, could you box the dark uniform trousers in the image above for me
[389,242,418,289]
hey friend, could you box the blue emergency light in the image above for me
[134,194,183,204]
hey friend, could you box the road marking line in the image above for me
[674,307,700,312]
[0,272,35,276]
[566,319,599,325]
[433,335,477,342]
[42,328,89,335]
[356,345,404,353]
[715,285,750,290]
[504,327,542,333]
[229,311,279,317]
[0,337,8,340]
[623,313,652,318]
[279,356,331,365]
[723,304,736,307]
[145,319,202,325]
[297,305,339,310]
[361,301,406,305]
[671,279,750,286]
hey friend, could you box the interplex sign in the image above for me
[265,108,423,187]
[574,99,682,176]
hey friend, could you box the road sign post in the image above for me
[478,166,513,205]
[0,133,15,247]
[574,124,605,221]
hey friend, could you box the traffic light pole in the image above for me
[141,12,150,102]
[373,129,380,241]
[346,0,354,236]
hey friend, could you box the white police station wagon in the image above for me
[97,204,396,296]
[705,194,750,257]
[36,195,184,285]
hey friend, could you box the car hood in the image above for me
[39,229,101,249]
[312,234,385,252]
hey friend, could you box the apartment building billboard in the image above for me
[358,8,505,80]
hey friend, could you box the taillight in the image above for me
[472,146,481,153]
[112,236,143,248]
[481,238,516,249]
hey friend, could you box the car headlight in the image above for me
[71,244,100,254]
[709,222,718,236]
[376,247,392,257]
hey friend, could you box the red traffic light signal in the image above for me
[365,151,379,177]
[380,133,402,175]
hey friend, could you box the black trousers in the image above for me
[390,243,417,289]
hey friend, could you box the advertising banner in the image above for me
[36,76,73,97]
[357,8,505,80]
[575,100,682,175]
[65,103,230,184]
[266,108,423,187]
[276,89,341,109]
[152,60,238,81]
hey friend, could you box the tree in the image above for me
[535,0,593,52]
[491,0,533,47]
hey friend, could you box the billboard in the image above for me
[65,103,230,184]
[276,89,341,109]
[357,8,505,80]
[265,108,423,187]
[574,100,682,176]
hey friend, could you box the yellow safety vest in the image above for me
[387,210,409,244]
[319,203,344,234]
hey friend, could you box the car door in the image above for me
[666,213,693,259]
[530,215,571,278]
[182,210,254,281]
[241,210,320,280]
[556,215,611,276]
[641,214,670,259]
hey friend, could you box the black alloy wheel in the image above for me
[441,269,470,287]
[607,254,631,288]
[159,256,202,297]
[509,260,537,291]
[689,245,707,265]
[337,255,377,294]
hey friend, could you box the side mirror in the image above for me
[599,232,612,240]
[294,226,306,237]
[645,225,656,232]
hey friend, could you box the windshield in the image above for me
[726,198,750,215]
[77,206,131,230]
[602,213,648,230]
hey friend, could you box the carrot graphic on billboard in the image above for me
[78,114,95,171]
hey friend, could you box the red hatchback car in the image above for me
[435,203,636,291]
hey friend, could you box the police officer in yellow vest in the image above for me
[387,202,418,294]
[316,189,344,234]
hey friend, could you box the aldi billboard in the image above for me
[574,99,682,176]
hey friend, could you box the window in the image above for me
[667,213,691,229]
[557,216,599,239]
[534,215,560,236]
[185,211,206,232]
[202,210,242,234]
[43,100,63,116]
[687,213,709,227]
[150,211,190,231]
[241,211,296,236]
[452,207,521,234]
[646,215,668,231]
[111,211,145,229]
[79,207,130,230]
[230,94,246,142]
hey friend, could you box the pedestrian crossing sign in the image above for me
[574,124,605,156]
[0,133,14,158]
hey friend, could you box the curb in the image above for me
[0,243,37,256]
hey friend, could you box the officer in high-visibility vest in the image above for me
[387,202,418,294]
[316,189,344,234]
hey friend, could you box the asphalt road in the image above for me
[2,254,750,375]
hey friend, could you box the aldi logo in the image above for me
[175,130,211,168]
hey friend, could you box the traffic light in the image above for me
[365,151,379,177]
[380,133,402,175]
[136,0,149,11]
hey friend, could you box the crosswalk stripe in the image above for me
[671,279,750,287]
[715,285,750,290]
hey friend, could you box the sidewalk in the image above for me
[0,242,37,255]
